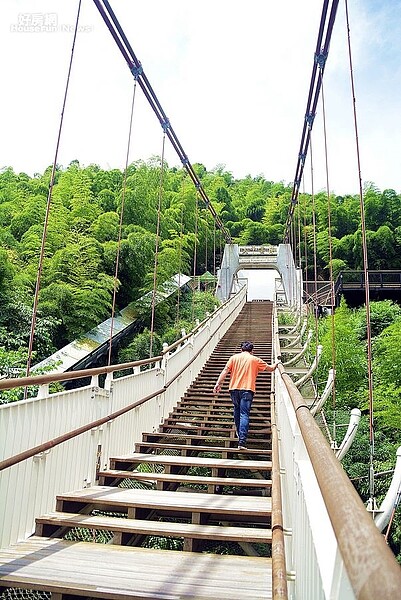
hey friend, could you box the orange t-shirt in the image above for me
[226,352,269,392]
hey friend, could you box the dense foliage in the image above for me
[313,299,401,561]
[1,159,401,557]
[1,162,400,369]
[0,160,228,370]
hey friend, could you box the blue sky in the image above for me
[1,0,400,195]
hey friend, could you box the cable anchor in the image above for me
[130,63,143,80]
[161,119,170,133]
[305,112,315,129]
[315,50,328,70]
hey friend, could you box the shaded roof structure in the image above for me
[33,274,191,375]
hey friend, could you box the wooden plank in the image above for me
[159,423,272,435]
[168,412,269,422]
[0,537,272,599]
[36,513,272,543]
[181,397,271,404]
[110,453,272,471]
[142,432,236,445]
[98,469,272,488]
[133,442,271,456]
[173,409,271,418]
[56,486,272,518]
[141,432,272,448]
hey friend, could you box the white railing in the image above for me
[0,285,247,548]
[274,308,401,600]
[275,372,355,599]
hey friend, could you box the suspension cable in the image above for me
[92,0,231,244]
[297,196,302,269]
[344,0,375,501]
[284,0,339,242]
[213,219,216,280]
[319,69,338,442]
[175,182,185,326]
[191,193,199,323]
[25,0,82,387]
[309,132,320,349]
[290,219,296,262]
[149,132,167,358]
[302,181,310,306]
[204,211,208,275]
[107,82,138,365]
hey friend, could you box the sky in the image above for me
[1,0,401,196]
[238,270,277,301]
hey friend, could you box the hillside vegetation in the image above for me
[1,160,400,367]
[0,160,400,556]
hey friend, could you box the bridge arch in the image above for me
[216,243,302,308]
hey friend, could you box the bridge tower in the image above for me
[216,243,302,307]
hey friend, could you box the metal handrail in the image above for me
[0,287,247,471]
[0,386,163,472]
[0,356,163,392]
[0,288,241,392]
[271,391,288,600]
[276,361,401,598]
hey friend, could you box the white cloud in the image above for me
[1,0,400,195]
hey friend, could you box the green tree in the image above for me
[90,211,120,243]
[239,222,271,245]
[317,298,367,407]
[372,320,401,388]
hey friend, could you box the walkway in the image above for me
[0,302,277,599]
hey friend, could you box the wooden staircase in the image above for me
[0,301,277,599]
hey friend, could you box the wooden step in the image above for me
[35,512,272,544]
[173,406,271,417]
[55,486,272,523]
[162,417,271,428]
[168,411,270,422]
[188,381,272,387]
[142,431,237,444]
[134,442,272,456]
[142,428,271,452]
[141,432,272,448]
[183,393,272,401]
[0,536,272,599]
[174,404,236,412]
[183,392,267,398]
[160,422,272,435]
[109,453,272,472]
[98,469,272,491]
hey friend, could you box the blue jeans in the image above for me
[230,389,254,446]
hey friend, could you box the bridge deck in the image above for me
[0,301,277,599]
[0,536,272,599]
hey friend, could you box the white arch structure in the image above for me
[216,243,302,308]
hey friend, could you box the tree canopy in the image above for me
[1,162,400,362]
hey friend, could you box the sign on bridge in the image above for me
[239,245,278,255]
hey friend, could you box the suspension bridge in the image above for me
[1,1,401,599]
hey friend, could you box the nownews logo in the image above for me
[10,13,93,33]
